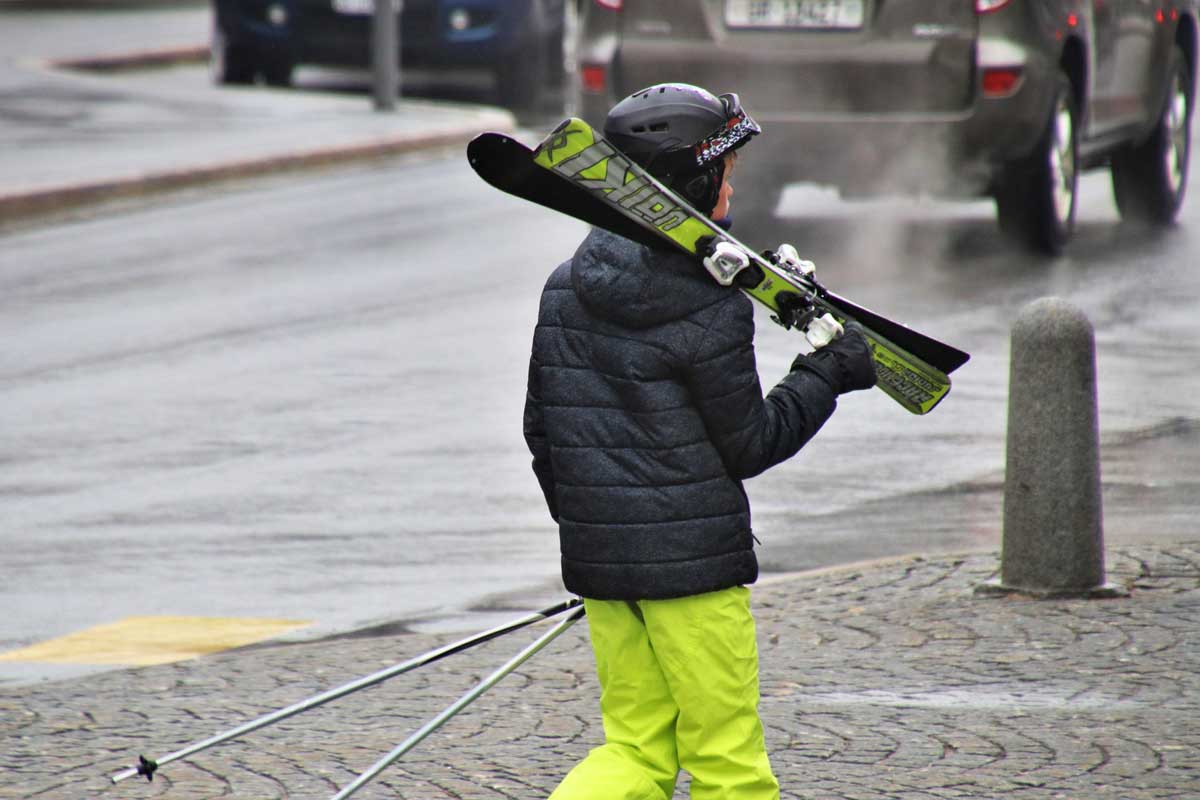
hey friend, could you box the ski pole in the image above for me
[329,604,586,800]
[111,598,582,784]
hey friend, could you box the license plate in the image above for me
[332,0,400,15]
[332,0,372,15]
[725,0,865,29]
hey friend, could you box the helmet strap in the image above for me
[678,157,725,216]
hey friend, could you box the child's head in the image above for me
[603,83,760,217]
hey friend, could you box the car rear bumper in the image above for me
[583,86,1057,199]
[756,92,1054,196]
[577,29,1061,197]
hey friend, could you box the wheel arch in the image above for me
[1059,34,1088,116]
[1176,12,1198,93]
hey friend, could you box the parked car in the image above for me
[210,0,567,110]
[575,1,1197,253]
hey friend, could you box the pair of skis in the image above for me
[468,118,969,414]
[111,600,584,798]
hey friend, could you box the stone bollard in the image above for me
[977,297,1126,599]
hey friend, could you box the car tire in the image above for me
[497,0,564,111]
[546,15,566,91]
[497,39,548,111]
[995,72,1079,255]
[261,57,294,88]
[210,20,255,85]
[1111,44,1193,225]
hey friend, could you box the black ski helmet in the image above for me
[604,83,761,214]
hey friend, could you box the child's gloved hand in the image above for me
[791,322,877,394]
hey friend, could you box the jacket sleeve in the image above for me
[685,293,839,480]
[523,349,558,521]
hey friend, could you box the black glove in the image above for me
[791,322,877,394]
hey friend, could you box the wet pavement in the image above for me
[0,60,514,222]
[3,544,1198,799]
[0,1,514,224]
[3,7,1199,798]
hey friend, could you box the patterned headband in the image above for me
[694,108,762,167]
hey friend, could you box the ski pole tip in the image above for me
[137,755,159,781]
[112,754,158,783]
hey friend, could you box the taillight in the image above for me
[981,67,1023,97]
[975,0,1013,12]
[580,64,607,93]
[593,0,622,9]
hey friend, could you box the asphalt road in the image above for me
[1,153,586,681]
[1,5,1197,686]
[3,145,1198,688]
[750,176,1200,571]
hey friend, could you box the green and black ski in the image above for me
[468,119,969,414]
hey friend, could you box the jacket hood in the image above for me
[571,228,723,328]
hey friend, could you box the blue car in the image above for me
[210,0,567,109]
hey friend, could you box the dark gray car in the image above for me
[575,1,1197,253]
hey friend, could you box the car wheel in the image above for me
[498,0,562,111]
[210,20,255,85]
[546,15,566,90]
[497,41,548,111]
[1111,44,1193,225]
[995,72,1079,255]
[261,57,294,88]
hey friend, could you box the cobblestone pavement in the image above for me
[3,543,1198,799]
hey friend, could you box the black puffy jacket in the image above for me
[524,228,838,601]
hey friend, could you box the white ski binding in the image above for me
[770,243,816,280]
[702,241,751,286]
[804,313,845,348]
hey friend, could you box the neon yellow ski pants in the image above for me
[549,586,779,800]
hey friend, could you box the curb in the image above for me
[0,123,510,224]
[756,551,964,587]
[2,46,518,224]
[49,44,209,72]
[0,0,205,8]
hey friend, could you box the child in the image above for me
[524,83,876,799]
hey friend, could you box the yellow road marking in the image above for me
[0,616,311,666]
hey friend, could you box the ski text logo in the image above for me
[871,343,944,411]
[548,139,690,232]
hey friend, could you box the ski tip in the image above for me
[467,131,508,153]
[466,132,525,174]
[941,349,970,375]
